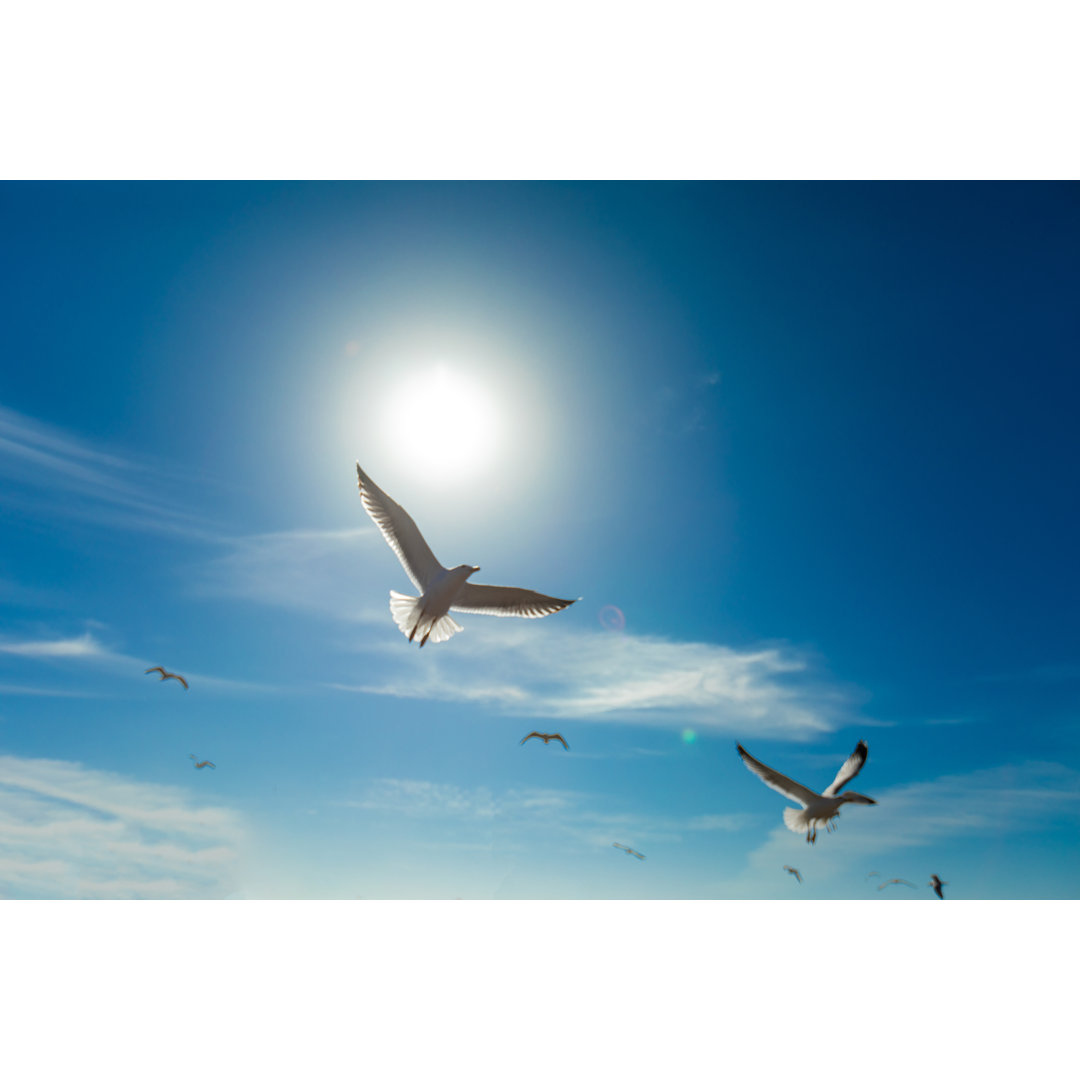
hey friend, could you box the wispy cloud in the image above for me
[0,753,245,898]
[0,633,105,658]
[343,776,753,853]
[340,622,849,737]
[0,628,275,695]
[0,404,216,539]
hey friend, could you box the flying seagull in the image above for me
[783,865,802,883]
[189,755,215,770]
[520,731,570,750]
[928,874,948,899]
[613,843,645,860]
[866,871,881,880]
[736,740,877,844]
[145,666,188,689]
[878,878,916,891]
[355,463,577,646]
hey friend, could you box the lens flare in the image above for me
[681,729,697,744]
[598,604,626,631]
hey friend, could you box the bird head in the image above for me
[454,564,480,577]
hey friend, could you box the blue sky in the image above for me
[1,181,1078,899]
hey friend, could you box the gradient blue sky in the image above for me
[1,181,1078,899]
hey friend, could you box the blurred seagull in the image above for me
[613,843,645,860]
[783,865,802,883]
[520,731,570,750]
[736,740,877,844]
[355,463,578,646]
[866,871,881,880]
[189,755,215,770]
[145,666,188,689]
[878,878,916,891]
[928,874,948,899]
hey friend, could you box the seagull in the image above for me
[783,865,802,883]
[878,878,916,891]
[613,843,645,860]
[736,740,877,844]
[145,666,188,689]
[189,755,215,769]
[520,731,570,750]
[355,463,578,646]
[866,871,881,880]
[928,874,948,899]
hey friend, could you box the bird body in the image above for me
[520,731,570,750]
[356,463,576,646]
[145,666,188,689]
[613,843,645,860]
[928,874,948,899]
[736,740,876,844]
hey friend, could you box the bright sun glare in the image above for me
[380,366,500,481]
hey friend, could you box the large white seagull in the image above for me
[356,462,577,646]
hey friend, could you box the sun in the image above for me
[379,365,500,481]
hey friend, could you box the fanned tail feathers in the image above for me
[389,591,464,645]
[782,807,806,834]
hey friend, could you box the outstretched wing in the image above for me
[553,734,570,750]
[612,843,629,852]
[356,463,444,592]
[822,740,868,797]
[736,745,819,808]
[520,732,542,745]
[451,583,577,619]
[145,667,166,676]
[632,850,645,860]
[167,673,189,689]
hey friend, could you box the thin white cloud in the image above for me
[0,404,216,539]
[0,753,245,899]
[0,633,105,658]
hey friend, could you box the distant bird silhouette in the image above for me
[145,666,188,689]
[783,865,802,883]
[189,755,215,769]
[613,843,645,860]
[866,871,881,879]
[356,462,577,646]
[520,731,570,750]
[928,874,948,899]
[878,878,916,891]
[736,739,876,844]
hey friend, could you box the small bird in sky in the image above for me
[613,843,645,860]
[878,878,916,891]
[189,755,215,769]
[783,865,802,883]
[736,740,876,844]
[520,731,570,750]
[866,871,881,879]
[928,874,948,899]
[145,666,188,689]
[355,463,577,646]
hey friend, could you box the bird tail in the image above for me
[782,807,806,834]
[389,591,463,645]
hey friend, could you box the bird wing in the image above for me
[613,843,629,852]
[554,734,569,750]
[450,583,577,619]
[822,740,868,797]
[356,463,444,592]
[736,745,818,808]
[167,673,189,689]
[520,732,542,744]
[145,667,166,675]
[632,850,645,860]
